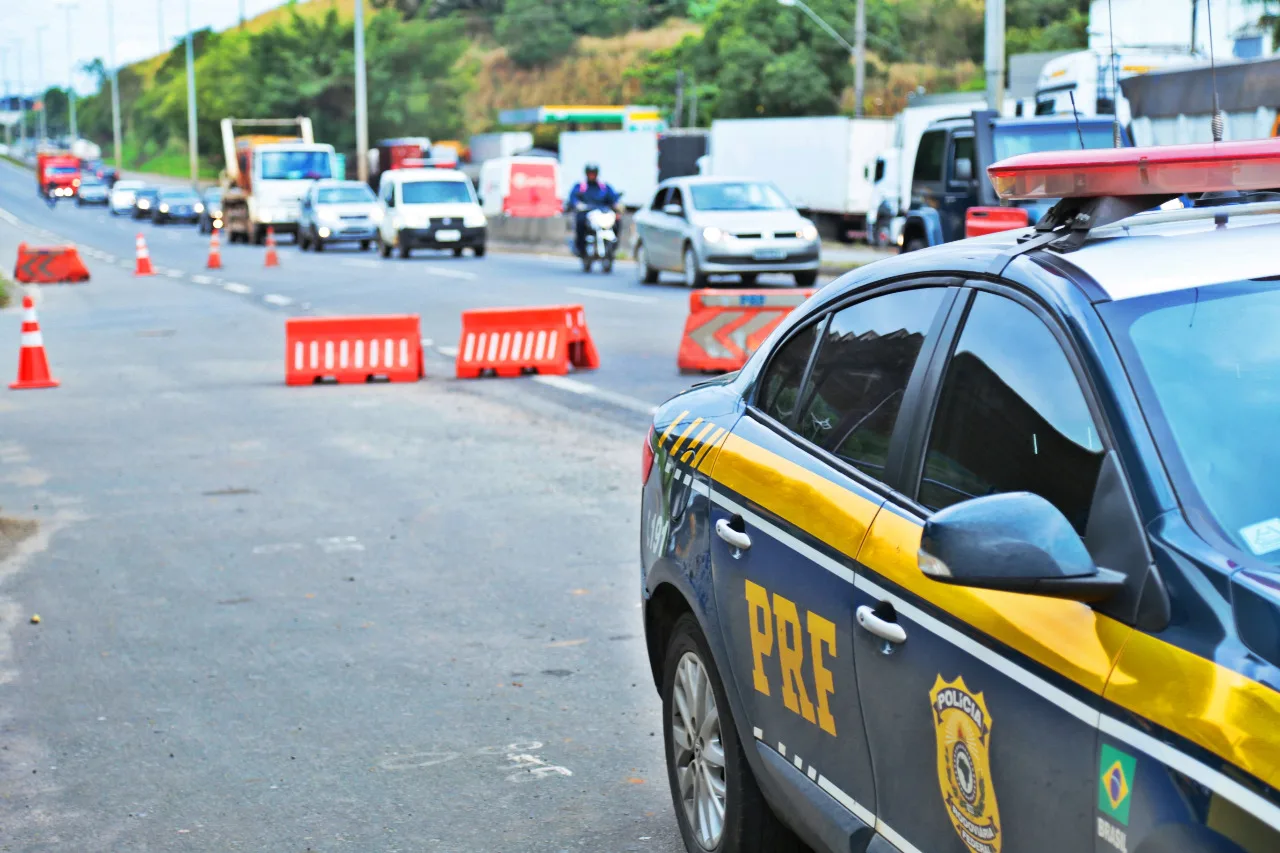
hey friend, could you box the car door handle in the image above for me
[856,605,906,644]
[715,518,751,552]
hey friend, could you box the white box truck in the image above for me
[558,130,659,209]
[706,116,893,240]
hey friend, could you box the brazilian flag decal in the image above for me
[1098,744,1137,825]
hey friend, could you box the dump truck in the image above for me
[219,116,339,244]
[36,151,81,198]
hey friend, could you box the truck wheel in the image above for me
[253,226,265,246]
[314,237,325,253]
[473,244,486,258]
[399,244,411,259]
[662,613,804,853]
[360,240,371,251]
[379,238,391,259]
[453,247,464,257]
[793,271,818,288]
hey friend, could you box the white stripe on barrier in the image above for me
[535,330,547,360]
[523,332,535,360]
[487,333,499,363]
[309,341,319,369]
[340,340,349,369]
[21,332,43,348]
[463,333,476,363]
[399,338,409,368]
[370,338,380,369]
[384,339,393,369]
[547,330,558,360]
[355,339,364,369]
[294,342,303,371]
[324,341,335,370]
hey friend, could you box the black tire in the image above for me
[635,242,659,284]
[360,240,371,251]
[253,226,265,246]
[740,273,758,286]
[379,238,392,259]
[473,244,486,258]
[453,247,464,257]
[683,245,707,288]
[793,271,818,288]
[314,236,325,253]
[662,613,804,853]
[399,243,411,259]
[602,254,614,274]
[901,237,927,254]
[299,232,310,251]
[581,254,594,273]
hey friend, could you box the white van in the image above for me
[375,168,487,259]
[478,156,562,218]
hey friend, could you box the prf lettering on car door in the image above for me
[744,579,838,736]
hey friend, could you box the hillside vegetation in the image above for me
[59,0,1088,176]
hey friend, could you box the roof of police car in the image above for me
[858,205,1280,303]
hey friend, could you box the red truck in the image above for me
[37,153,81,199]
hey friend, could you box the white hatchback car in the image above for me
[376,168,487,259]
[109,179,145,216]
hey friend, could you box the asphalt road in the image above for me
[0,165,700,850]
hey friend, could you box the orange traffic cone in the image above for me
[135,233,154,276]
[207,227,223,270]
[264,227,280,268]
[10,292,59,390]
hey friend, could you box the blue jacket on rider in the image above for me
[566,179,621,211]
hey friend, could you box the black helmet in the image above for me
[585,163,600,174]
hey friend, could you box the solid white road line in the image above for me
[223,282,252,294]
[531,374,657,415]
[564,286,656,304]
[263,294,293,306]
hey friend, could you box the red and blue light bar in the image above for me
[988,137,1280,201]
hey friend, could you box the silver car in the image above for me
[76,176,110,206]
[298,179,382,252]
[632,177,821,287]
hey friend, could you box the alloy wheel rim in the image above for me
[684,249,697,287]
[672,651,726,849]
[636,245,647,281]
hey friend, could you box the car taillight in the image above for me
[642,425,656,485]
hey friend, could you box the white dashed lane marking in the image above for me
[190,274,215,285]
[564,286,656,304]
[223,283,252,294]
[263,294,293,306]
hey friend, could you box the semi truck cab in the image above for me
[900,111,1125,251]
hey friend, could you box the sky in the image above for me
[0,0,294,97]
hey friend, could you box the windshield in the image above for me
[993,123,1118,160]
[160,191,200,201]
[318,186,375,204]
[401,180,472,205]
[689,181,791,211]
[49,166,78,176]
[1102,281,1280,564]
[259,150,332,181]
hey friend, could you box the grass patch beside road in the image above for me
[0,269,12,309]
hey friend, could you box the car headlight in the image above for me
[464,213,486,228]
[211,208,222,219]
[139,199,150,209]
[702,226,726,243]
[195,203,205,213]
[800,224,819,241]
[159,204,170,213]
[318,226,331,238]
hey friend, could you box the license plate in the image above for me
[436,229,461,242]
[752,248,786,260]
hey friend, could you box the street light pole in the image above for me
[158,0,166,53]
[776,0,865,118]
[183,0,199,185]
[107,0,123,171]
[13,41,27,150]
[354,0,370,184]
[984,0,1005,114]
[35,25,48,144]
[58,2,78,140]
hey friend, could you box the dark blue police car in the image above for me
[641,139,1280,853]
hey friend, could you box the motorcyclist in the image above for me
[565,163,621,257]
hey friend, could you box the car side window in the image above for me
[913,130,947,182]
[384,182,396,207]
[949,135,975,185]
[650,187,669,210]
[756,323,820,427]
[796,288,946,479]
[919,291,1104,533]
[667,187,684,213]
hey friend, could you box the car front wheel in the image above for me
[663,613,803,853]
[683,246,707,288]
[636,242,659,284]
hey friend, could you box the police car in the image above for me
[641,139,1280,853]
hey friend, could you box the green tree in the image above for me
[496,0,576,68]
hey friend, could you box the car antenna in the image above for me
[1108,0,1122,147]
[1205,0,1225,141]
[1069,91,1087,149]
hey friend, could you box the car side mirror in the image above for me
[663,203,684,216]
[954,157,974,183]
[918,492,1125,603]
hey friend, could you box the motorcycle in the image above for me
[573,201,621,274]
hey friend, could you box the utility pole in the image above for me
[158,0,166,53]
[36,25,48,144]
[107,0,123,171]
[184,0,198,186]
[354,0,370,184]
[58,2,78,139]
[12,41,27,150]
[984,0,1005,114]
[853,0,866,118]
[240,0,247,27]
[0,47,10,148]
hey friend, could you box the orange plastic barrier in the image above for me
[285,315,423,385]
[964,206,1030,239]
[456,304,599,378]
[13,243,90,284]
[678,289,815,373]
